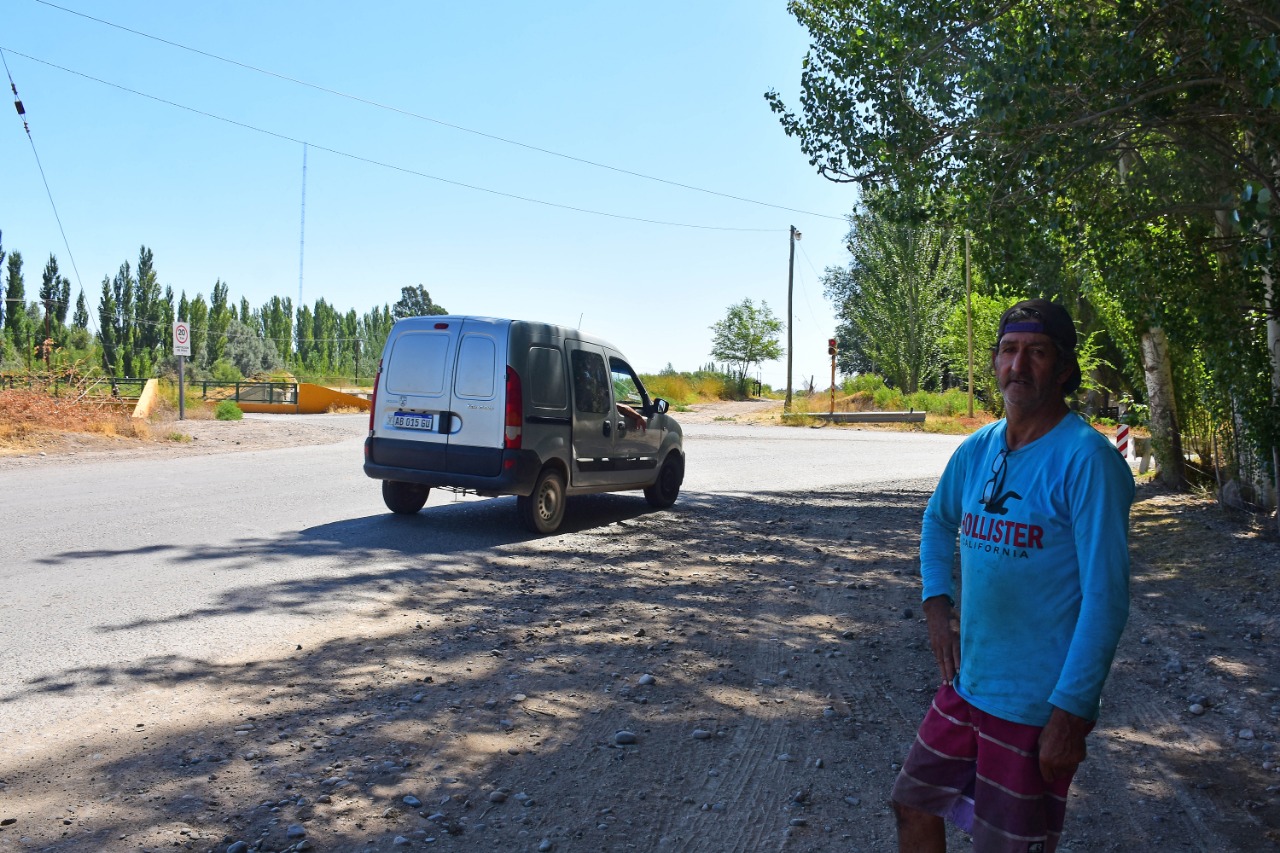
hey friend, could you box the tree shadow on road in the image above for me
[2,482,937,851]
[7,481,1270,851]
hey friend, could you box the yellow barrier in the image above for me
[132,378,160,419]
[235,383,371,415]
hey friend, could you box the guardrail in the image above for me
[89,377,148,399]
[783,410,926,424]
[0,374,149,399]
[199,381,299,405]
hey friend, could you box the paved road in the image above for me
[0,415,961,734]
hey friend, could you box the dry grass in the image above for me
[0,385,157,453]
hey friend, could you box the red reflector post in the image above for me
[504,366,523,450]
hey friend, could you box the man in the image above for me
[891,299,1134,853]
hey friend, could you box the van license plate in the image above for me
[391,412,434,431]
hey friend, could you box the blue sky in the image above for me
[2,1,857,389]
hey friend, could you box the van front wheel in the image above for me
[383,480,430,515]
[644,453,684,509]
[518,468,566,534]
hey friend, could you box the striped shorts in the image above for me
[891,684,1086,853]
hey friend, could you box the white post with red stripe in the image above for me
[1116,423,1130,458]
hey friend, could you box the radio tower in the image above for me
[297,143,308,327]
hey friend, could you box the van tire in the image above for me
[644,453,684,509]
[518,468,566,534]
[383,480,430,515]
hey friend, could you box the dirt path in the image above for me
[1,405,1277,852]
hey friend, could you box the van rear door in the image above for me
[380,321,455,470]
[445,318,507,476]
[377,317,508,477]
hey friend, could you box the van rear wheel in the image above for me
[518,468,566,534]
[644,453,684,509]
[383,480,429,515]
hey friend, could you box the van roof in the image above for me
[392,315,619,350]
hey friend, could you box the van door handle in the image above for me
[602,420,611,437]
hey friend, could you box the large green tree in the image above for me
[225,318,282,377]
[769,0,1280,493]
[824,190,960,392]
[709,298,784,394]
[391,285,447,320]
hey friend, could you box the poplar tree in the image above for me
[97,277,118,374]
[5,251,28,354]
[208,279,231,364]
[134,247,165,373]
[72,291,89,330]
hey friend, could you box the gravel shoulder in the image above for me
[1,403,1277,852]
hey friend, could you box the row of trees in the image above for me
[769,0,1280,501]
[0,234,447,382]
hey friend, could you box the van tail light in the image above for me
[504,365,523,450]
[368,360,382,435]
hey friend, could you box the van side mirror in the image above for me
[653,398,669,414]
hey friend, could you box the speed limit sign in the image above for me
[173,321,191,356]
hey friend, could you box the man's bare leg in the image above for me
[893,801,945,853]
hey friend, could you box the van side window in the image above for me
[528,346,568,409]
[609,358,647,406]
[455,335,496,398]
[571,349,610,414]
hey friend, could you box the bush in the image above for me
[640,370,733,406]
[214,400,243,420]
[903,388,971,416]
[842,373,888,394]
[209,358,243,383]
[644,373,693,403]
[872,385,904,410]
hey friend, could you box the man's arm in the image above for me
[919,443,971,685]
[1049,444,1135,718]
[1037,706,1093,782]
[923,595,959,684]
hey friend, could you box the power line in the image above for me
[1,47,784,233]
[1,46,92,332]
[34,0,845,222]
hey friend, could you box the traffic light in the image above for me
[827,337,838,356]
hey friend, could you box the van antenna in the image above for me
[577,313,583,329]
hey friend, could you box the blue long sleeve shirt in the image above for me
[920,413,1134,725]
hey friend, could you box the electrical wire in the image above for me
[34,0,845,222]
[1,47,783,233]
[794,241,827,327]
[1,46,92,332]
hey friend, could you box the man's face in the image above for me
[992,331,1070,412]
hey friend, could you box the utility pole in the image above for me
[965,232,974,418]
[784,225,801,412]
[828,337,837,414]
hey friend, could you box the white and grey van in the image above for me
[363,316,684,533]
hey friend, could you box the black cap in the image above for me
[996,299,1081,393]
